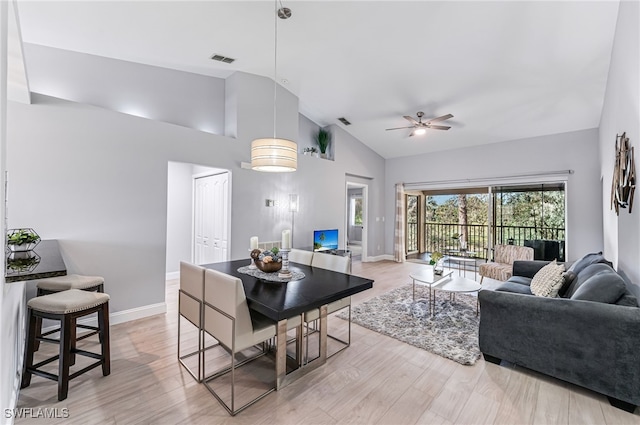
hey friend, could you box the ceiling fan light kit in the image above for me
[386,111,454,137]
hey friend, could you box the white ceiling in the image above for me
[15,1,620,159]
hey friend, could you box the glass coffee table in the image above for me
[410,269,453,315]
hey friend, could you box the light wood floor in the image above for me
[16,260,640,424]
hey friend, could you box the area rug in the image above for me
[337,284,481,365]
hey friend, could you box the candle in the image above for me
[250,236,259,249]
[281,229,291,249]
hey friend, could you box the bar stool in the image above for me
[21,289,111,401]
[33,275,105,352]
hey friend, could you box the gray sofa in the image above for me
[478,253,640,412]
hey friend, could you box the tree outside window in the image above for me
[351,197,363,226]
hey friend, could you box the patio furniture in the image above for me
[478,244,533,283]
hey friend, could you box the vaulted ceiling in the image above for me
[15,1,620,158]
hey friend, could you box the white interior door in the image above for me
[194,172,229,264]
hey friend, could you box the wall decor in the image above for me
[611,132,636,214]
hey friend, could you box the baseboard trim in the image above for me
[41,302,167,333]
[166,271,180,281]
[363,254,394,262]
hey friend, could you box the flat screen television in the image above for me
[313,229,339,251]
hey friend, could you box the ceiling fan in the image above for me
[386,111,454,136]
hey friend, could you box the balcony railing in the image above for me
[407,222,418,252]
[423,222,565,260]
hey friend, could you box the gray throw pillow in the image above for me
[570,272,626,304]
[567,252,613,275]
[558,271,577,298]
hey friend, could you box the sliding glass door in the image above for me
[492,183,566,261]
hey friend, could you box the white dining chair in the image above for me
[305,254,352,364]
[178,261,208,382]
[202,269,302,415]
[202,269,276,415]
[288,248,314,266]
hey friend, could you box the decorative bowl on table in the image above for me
[252,247,283,273]
[254,260,282,273]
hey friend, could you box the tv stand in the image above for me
[300,247,351,258]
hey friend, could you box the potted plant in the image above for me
[7,228,41,252]
[429,251,445,275]
[314,128,332,159]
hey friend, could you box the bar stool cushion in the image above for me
[28,289,110,314]
[36,274,104,292]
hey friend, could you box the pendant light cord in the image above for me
[273,0,278,140]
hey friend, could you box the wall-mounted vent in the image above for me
[338,117,351,126]
[211,54,236,64]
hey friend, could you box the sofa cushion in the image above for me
[508,276,533,286]
[495,281,533,295]
[530,260,565,297]
[564,263,615,298]
[570,268,626,304]
[567,252,613,275]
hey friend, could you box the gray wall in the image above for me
[599,0,639,285]
[385,128,604,262]
[7,52,386,315]
[24,44,226,134]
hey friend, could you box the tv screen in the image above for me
[313,229,339,251]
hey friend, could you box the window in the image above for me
[350,196,363,226]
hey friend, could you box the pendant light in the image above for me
[251,2,297,172]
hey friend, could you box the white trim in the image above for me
[364,254,393,262]
[404,170,573,190]
[166,271,180,281]
[40,302,167,334]
[346,181,369,262]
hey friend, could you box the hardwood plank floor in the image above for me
[15,260,640,424]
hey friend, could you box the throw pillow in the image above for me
[530,260,566,297]
[570,272,626,304]
[557,270,577,298]
[567,252,613,275]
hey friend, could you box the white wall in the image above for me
[599,0,640,286]
[165,162,196,275]
[24,44,226,135]
[385,128,603,262]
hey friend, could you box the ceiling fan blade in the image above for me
[426,114,454,124]
[385,126,415,131]
[427,125,451,130]
[409,130,416,137]
[403,115,419,125]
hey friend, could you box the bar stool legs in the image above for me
[22,290,110,401]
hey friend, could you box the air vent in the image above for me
[211,54,236,64]
[338,117,351,126]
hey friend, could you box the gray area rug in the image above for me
[338,284,481,365]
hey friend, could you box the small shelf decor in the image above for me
[611,132,636,214]
[314,128,332,159]
[7,228,41,252]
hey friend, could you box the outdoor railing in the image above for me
[423,222,565,260]
[407,222,418,252]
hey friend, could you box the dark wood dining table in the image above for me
[202,258,374,388]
